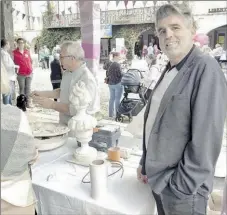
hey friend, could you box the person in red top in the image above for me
[13,38,33,107]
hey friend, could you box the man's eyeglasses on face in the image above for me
[60,55,75,60]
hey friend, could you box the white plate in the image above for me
[30,122,70,138]
[35,135,67,151]
[66,151,108,167]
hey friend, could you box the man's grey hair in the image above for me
[54,53,60,60]
[60,41,85,61]
[155,4,197,30]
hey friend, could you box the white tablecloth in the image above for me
[32,139,157,215]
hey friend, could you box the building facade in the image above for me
[190,1,227,49]
[12,1,227,56]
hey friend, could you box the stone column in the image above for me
[79,1,100,85]
[1,0,14,49]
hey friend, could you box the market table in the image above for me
[32,138,157,215]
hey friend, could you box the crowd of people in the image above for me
[197,42,227,67]
[1,38,66,109]
[1,38,33,107]
[1,3,227,215]
[38,45,50,70]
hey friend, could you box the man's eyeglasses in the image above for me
[60,55,75,60]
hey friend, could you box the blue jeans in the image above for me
[2,81,15,105]
[108,83,123,117]
[2,94,12,105]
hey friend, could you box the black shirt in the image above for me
[106,61,123,85]
[167,45,195,72]
[50,59,62,81]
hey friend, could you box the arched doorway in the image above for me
[207,25,227,49]
[29,37,40,68]
[134,28,158,59]
[30,37,40,54]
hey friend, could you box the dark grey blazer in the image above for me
[141,47,227,199]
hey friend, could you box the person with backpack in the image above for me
[104,52,123,118]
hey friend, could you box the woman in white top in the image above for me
[1,62,38,214]
[1,39,19,105]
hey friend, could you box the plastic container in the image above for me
[89,125,121,151]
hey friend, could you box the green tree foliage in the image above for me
[38,28,81,51]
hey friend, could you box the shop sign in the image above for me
[208,8,227,13]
